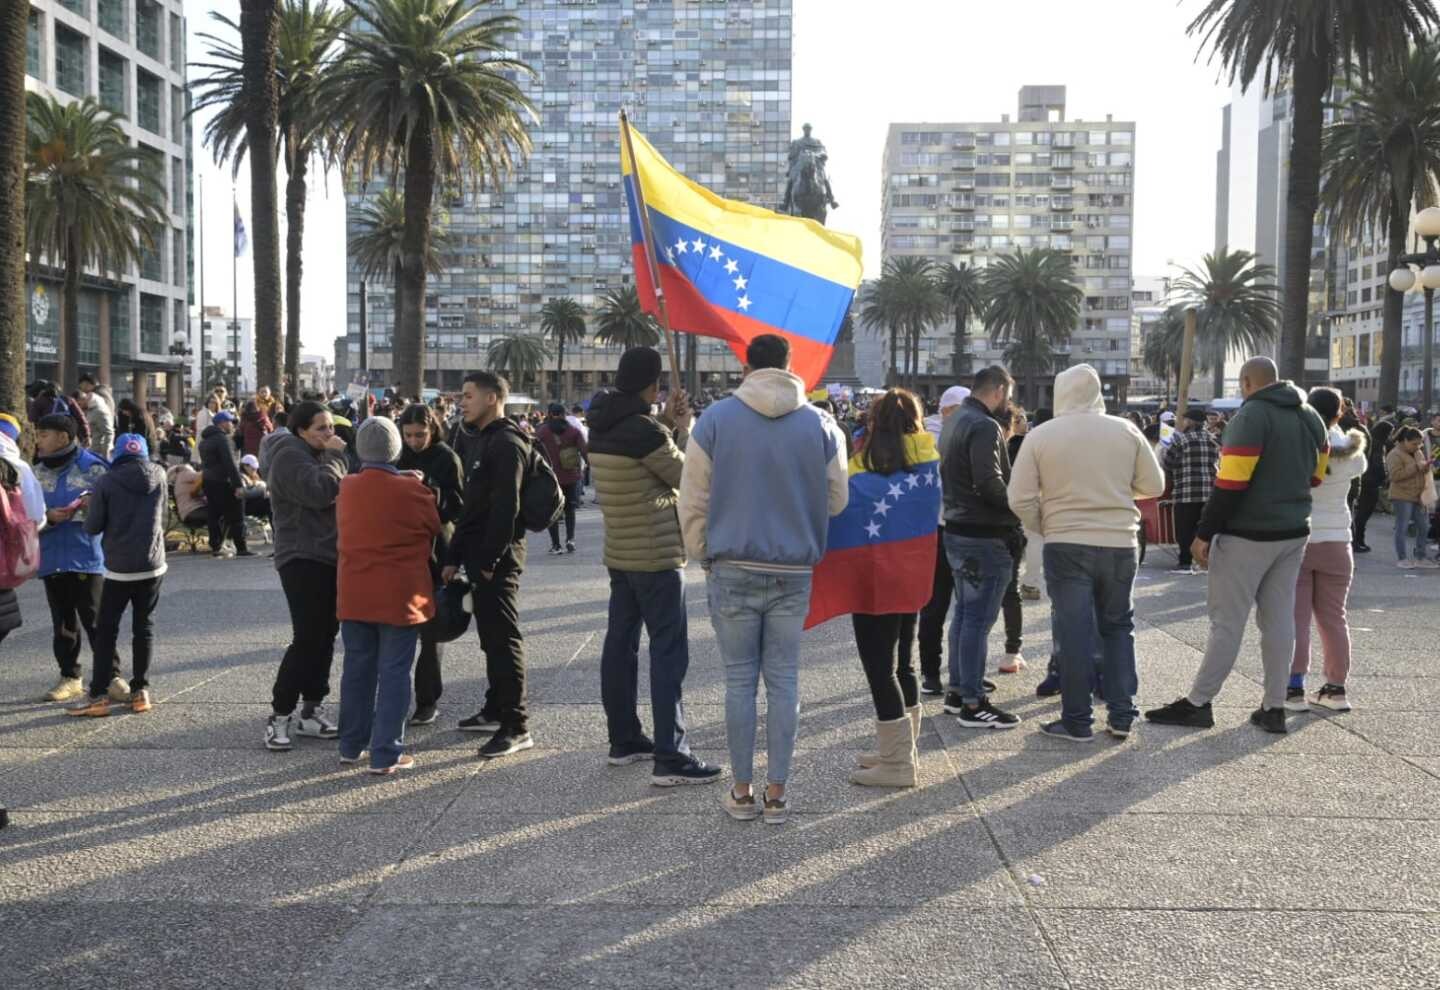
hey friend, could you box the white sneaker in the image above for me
[998,652,1027,673]
[294,706,339,739]
[1399,559,1417,570]
[106,676,132,702]
[265,714,293,751]
[1418,558,1440,569]
[45,676,85,702]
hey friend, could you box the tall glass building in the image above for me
[340,0,793,398]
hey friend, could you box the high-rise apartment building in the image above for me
[24,0,192,406]
[341,0,793,397]
[881,86,1136,404]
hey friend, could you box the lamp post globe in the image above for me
[1417,206,1440,240]
[1422,266,1440,292]
[1391,267,1418,293]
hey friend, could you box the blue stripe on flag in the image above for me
[826,464,943,553]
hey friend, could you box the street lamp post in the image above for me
[1388,206,1440,415]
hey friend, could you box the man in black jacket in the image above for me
[441,371,532,758]
[938,365,1022,730]
[198,411,252,558]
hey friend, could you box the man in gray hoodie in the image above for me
[678,334,848,824]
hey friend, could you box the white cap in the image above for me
[1159,411,1175,423]
[240,454,259,469]
[939,386,971,410]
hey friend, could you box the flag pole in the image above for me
[620,108,682,396]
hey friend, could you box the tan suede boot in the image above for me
[858,704,922,768]
[849,716,918,787]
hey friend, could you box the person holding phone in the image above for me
[1385,426,1434,568]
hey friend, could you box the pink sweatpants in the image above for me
[1290,540,1353,684]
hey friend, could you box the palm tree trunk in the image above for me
[1212,339,1225,401]
[0,2,26,425]
[398,119,436,399]
[241,0,282,393]
[556,337,565,397]
[62,228,81,390]
[888,324,898,387]
[1278,43,1329,385]
[1379,164,1414,408]
[284,132,306,399]
[953,307,967,380]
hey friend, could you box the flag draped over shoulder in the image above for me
[805,433,942,630]
[620,126,863,389]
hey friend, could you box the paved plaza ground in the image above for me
[1,509,1438,989]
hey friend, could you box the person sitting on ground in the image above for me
[167,462,208,532]
[240,454,272,526]
[336,417,441,775]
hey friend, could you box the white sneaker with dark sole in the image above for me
[265,715,293,751]
[294,707,339,739]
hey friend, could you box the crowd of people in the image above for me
[0,335,1429,824]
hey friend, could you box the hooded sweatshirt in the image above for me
[678,367,848,572]
[1310,426,1367,542]
[263,431,349,569]
[84,453,167,579]
[34,443,108,577]
[1006,364,1165,549]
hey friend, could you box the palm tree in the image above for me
[328,0,536,398]
[1320,40,1440,407]
[1169,249,1282,399]
[860,257,944,388]
[25,96,167,390]
[486,333,549,393]
[982,247,1084,408]
[593,285,662,350]
[1188,0,1439,383]
[936,261,986,380]
[238,0,284,392]
[1141,309,1187,404]
[858,278,900,387]
[0,3,26,424]
[191,0,350,396]
[347,188,449,359]
[539,297,586,399]
[205,358,238,394]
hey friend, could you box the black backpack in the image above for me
[517,432,565,533]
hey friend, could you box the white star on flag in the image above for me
[905,474,921,489]
[888,482,904,498]
[692,238,706,253]
[724,259,739,275]
[737,295,752,311]
[733,274,748,290]
[664,247,676,264]
[924,473,935,486]
[865,521,882,539]
[675,238,688,254]
[709,245,724,261]
[873,499,891,516]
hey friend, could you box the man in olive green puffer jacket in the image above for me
[587,346,722,786]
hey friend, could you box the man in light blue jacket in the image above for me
[679,334,848,825]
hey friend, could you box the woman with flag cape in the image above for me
[805,389,941,788]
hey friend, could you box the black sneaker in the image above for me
[1283,686,1310,713]
[982,677,998,694]
[920,676,943,696]
[565,540,576,553]
[1036,672,1061,697]
[954,698,1020,730]
[1105,722,1132,740]
[479,730,534,759]
[1041,719,1094,742]
[1144,697,1214,728]
[234,549,258,558]
[410,704,438,726]
[1313,683,1352,712]
[652,756,723,786]
[459,711,501,733]
[942,685,999,712]
[607,736,656,766]
[1250,706,1287,734]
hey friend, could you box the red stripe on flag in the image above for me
[804,530,938,631]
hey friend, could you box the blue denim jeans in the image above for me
[943,533,1012,703]
[1392,499,1428,561]
[600,567,691,763]
[1043,543,1140,730]
[706,563,811,786]
[339,621,419,770]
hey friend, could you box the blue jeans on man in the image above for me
[705,563,810,787]
[600,567,691,764]
[338,621,419,770]
[944,533,1012,704]
[1043,543,1140,731]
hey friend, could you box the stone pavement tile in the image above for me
[0,746,48,779]
[1332,711,1440,756]
[985,810,1440,911]
[0,700,322,751]
[0,701,121,750]
[318,905,1067,990]
[1036,908,1440,990]
[0,902,363,990]
[438,747,968,818]
[0,746,480,815]
[1407,758,1440,782]
[0,808,423,905]
[529,661,880,707]
[953,749,1437,819]
[374,808,1018,908]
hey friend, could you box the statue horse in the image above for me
[783,153,838,226]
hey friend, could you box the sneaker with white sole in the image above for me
[339,750,368,765]
[45,676,85,703]
[368,754,416,775]
[1399,559,1418,570]
[294,706,339,739]
[998,652,1027,673]
[721,787,759,821]
[1313,683,1352,712]
[1284,686,1310,712]
[265,714,293,751]
[106,676,131,702]
[479,730,534,759]
[762,786,789,825]
[954,699,1021,730]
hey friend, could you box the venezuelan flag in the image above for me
[805,433,942,630]
[621,126,863,389]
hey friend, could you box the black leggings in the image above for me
[548,481,581,547]
[1353,480,1380,545]
[1001,538,1023,655]
[852,612,918,721]
[271,558,339,715]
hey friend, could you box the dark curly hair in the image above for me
[858,388,923,476]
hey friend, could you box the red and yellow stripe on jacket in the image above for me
[1215,441,1330,491]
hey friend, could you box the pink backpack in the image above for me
[0,482,40,590]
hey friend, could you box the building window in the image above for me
[98,0,127,40]
[137,69,161,134]
[111,289,131,360]
[169,12,183,70]
[172,228,185,287]
[140,227,163,281]
[98,47,127,116]
[171,85,183,142]
[171,156,183,214]
[136,0,160,60]
[26,8,41,78]
[54,25,88,98]
[59,0,87,17]
[140,293,165,353]
[77,289,101,366]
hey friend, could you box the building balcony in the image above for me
[953,137,975,149]
[952,179,974,191]
[1052,178,1075,190]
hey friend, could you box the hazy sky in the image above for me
[187,0,1252,356]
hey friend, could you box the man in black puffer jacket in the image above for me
[198,411,251,558]
[68,433,168,717]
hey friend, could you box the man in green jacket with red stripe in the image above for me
[1146,357,1330,734]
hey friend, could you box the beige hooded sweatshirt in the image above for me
[1006,363,1165,549]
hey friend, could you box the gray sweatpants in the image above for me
[1187,535,1308,712]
